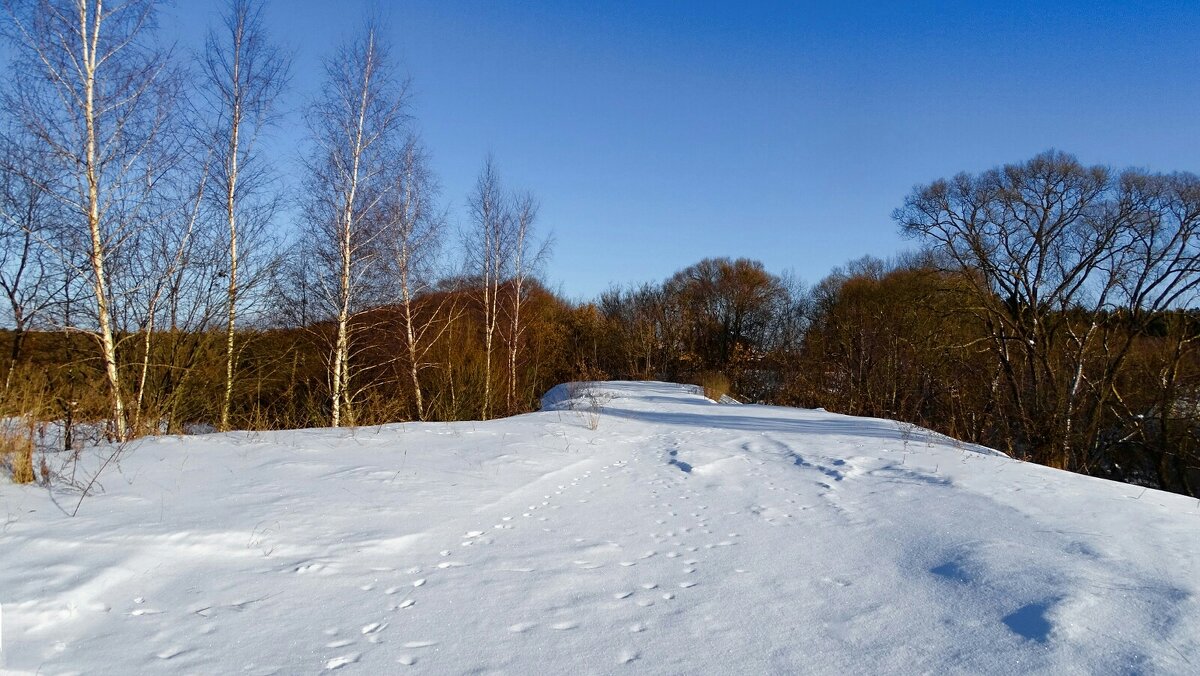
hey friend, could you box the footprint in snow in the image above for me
[325,654,360,670]
[509,622,538,633]
[155,646,190,660]
[552,621,580,630]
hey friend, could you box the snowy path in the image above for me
[2,381,1198,674]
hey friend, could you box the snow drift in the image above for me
[1,381,1197,673]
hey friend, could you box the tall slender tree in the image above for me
[198,0,289,431]
[380,136,452,420]
[465,158,547,418]
[301,21,408,427]
[502,192,545,415]
[466,157,508,421]
[3,0,180,440]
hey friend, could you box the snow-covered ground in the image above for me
[1,381,1198,674]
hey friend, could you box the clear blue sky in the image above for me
[158,0,1200,299]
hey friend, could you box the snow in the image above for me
[1,380,1198,674]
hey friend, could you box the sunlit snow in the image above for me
[1,381,1197,673]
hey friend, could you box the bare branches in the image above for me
[897,151,1200,469]
[377,135,448,420]
[464,157,549,419]
[3,0,184,441]
[196,0,290,431]
[299,19,410,427]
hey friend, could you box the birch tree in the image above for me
[198,0,289,431]
[380,136,452,420]
[466,157,508,421]
[2,0,179,441]
[0,129,63,390]
[301,22,408,427]
[502,192,545,415]
[465,158,547,418]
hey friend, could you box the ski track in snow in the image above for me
[1,381,1198,674]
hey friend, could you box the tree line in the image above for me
[587,152,1200,497]
[0,0,553,442]
[1,2,1197,498]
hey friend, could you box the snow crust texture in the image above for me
[1,381,1198,674]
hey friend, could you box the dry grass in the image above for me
[1,426,36,483]
[566,382,611,430]
[698,371,731,402]
[1,365,52,483]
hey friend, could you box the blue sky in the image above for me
[158,0,1200,299]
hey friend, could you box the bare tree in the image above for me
[664,258,788,378]
[119,166,211,434]
[379,136,453,420]
[0,129,64,389]
[897,152,1116,464]
[464,158,548,419]
[466,157,509,421]
[1097,171,1200,481]
[198,0,289,431]
[3,0,181,441]
[301,21,408,427]
[502,191,546,414]
[896,151,1200,469]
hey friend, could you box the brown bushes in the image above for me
[1,427,35,483]
[698,371,731,402]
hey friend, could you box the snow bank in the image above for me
[1,381,1196,674]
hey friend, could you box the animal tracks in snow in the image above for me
[317,456,655,671]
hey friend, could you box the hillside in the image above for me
[1,381,1197,674]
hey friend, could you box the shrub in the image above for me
[699,371,731,402]
[1,426,35,484]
